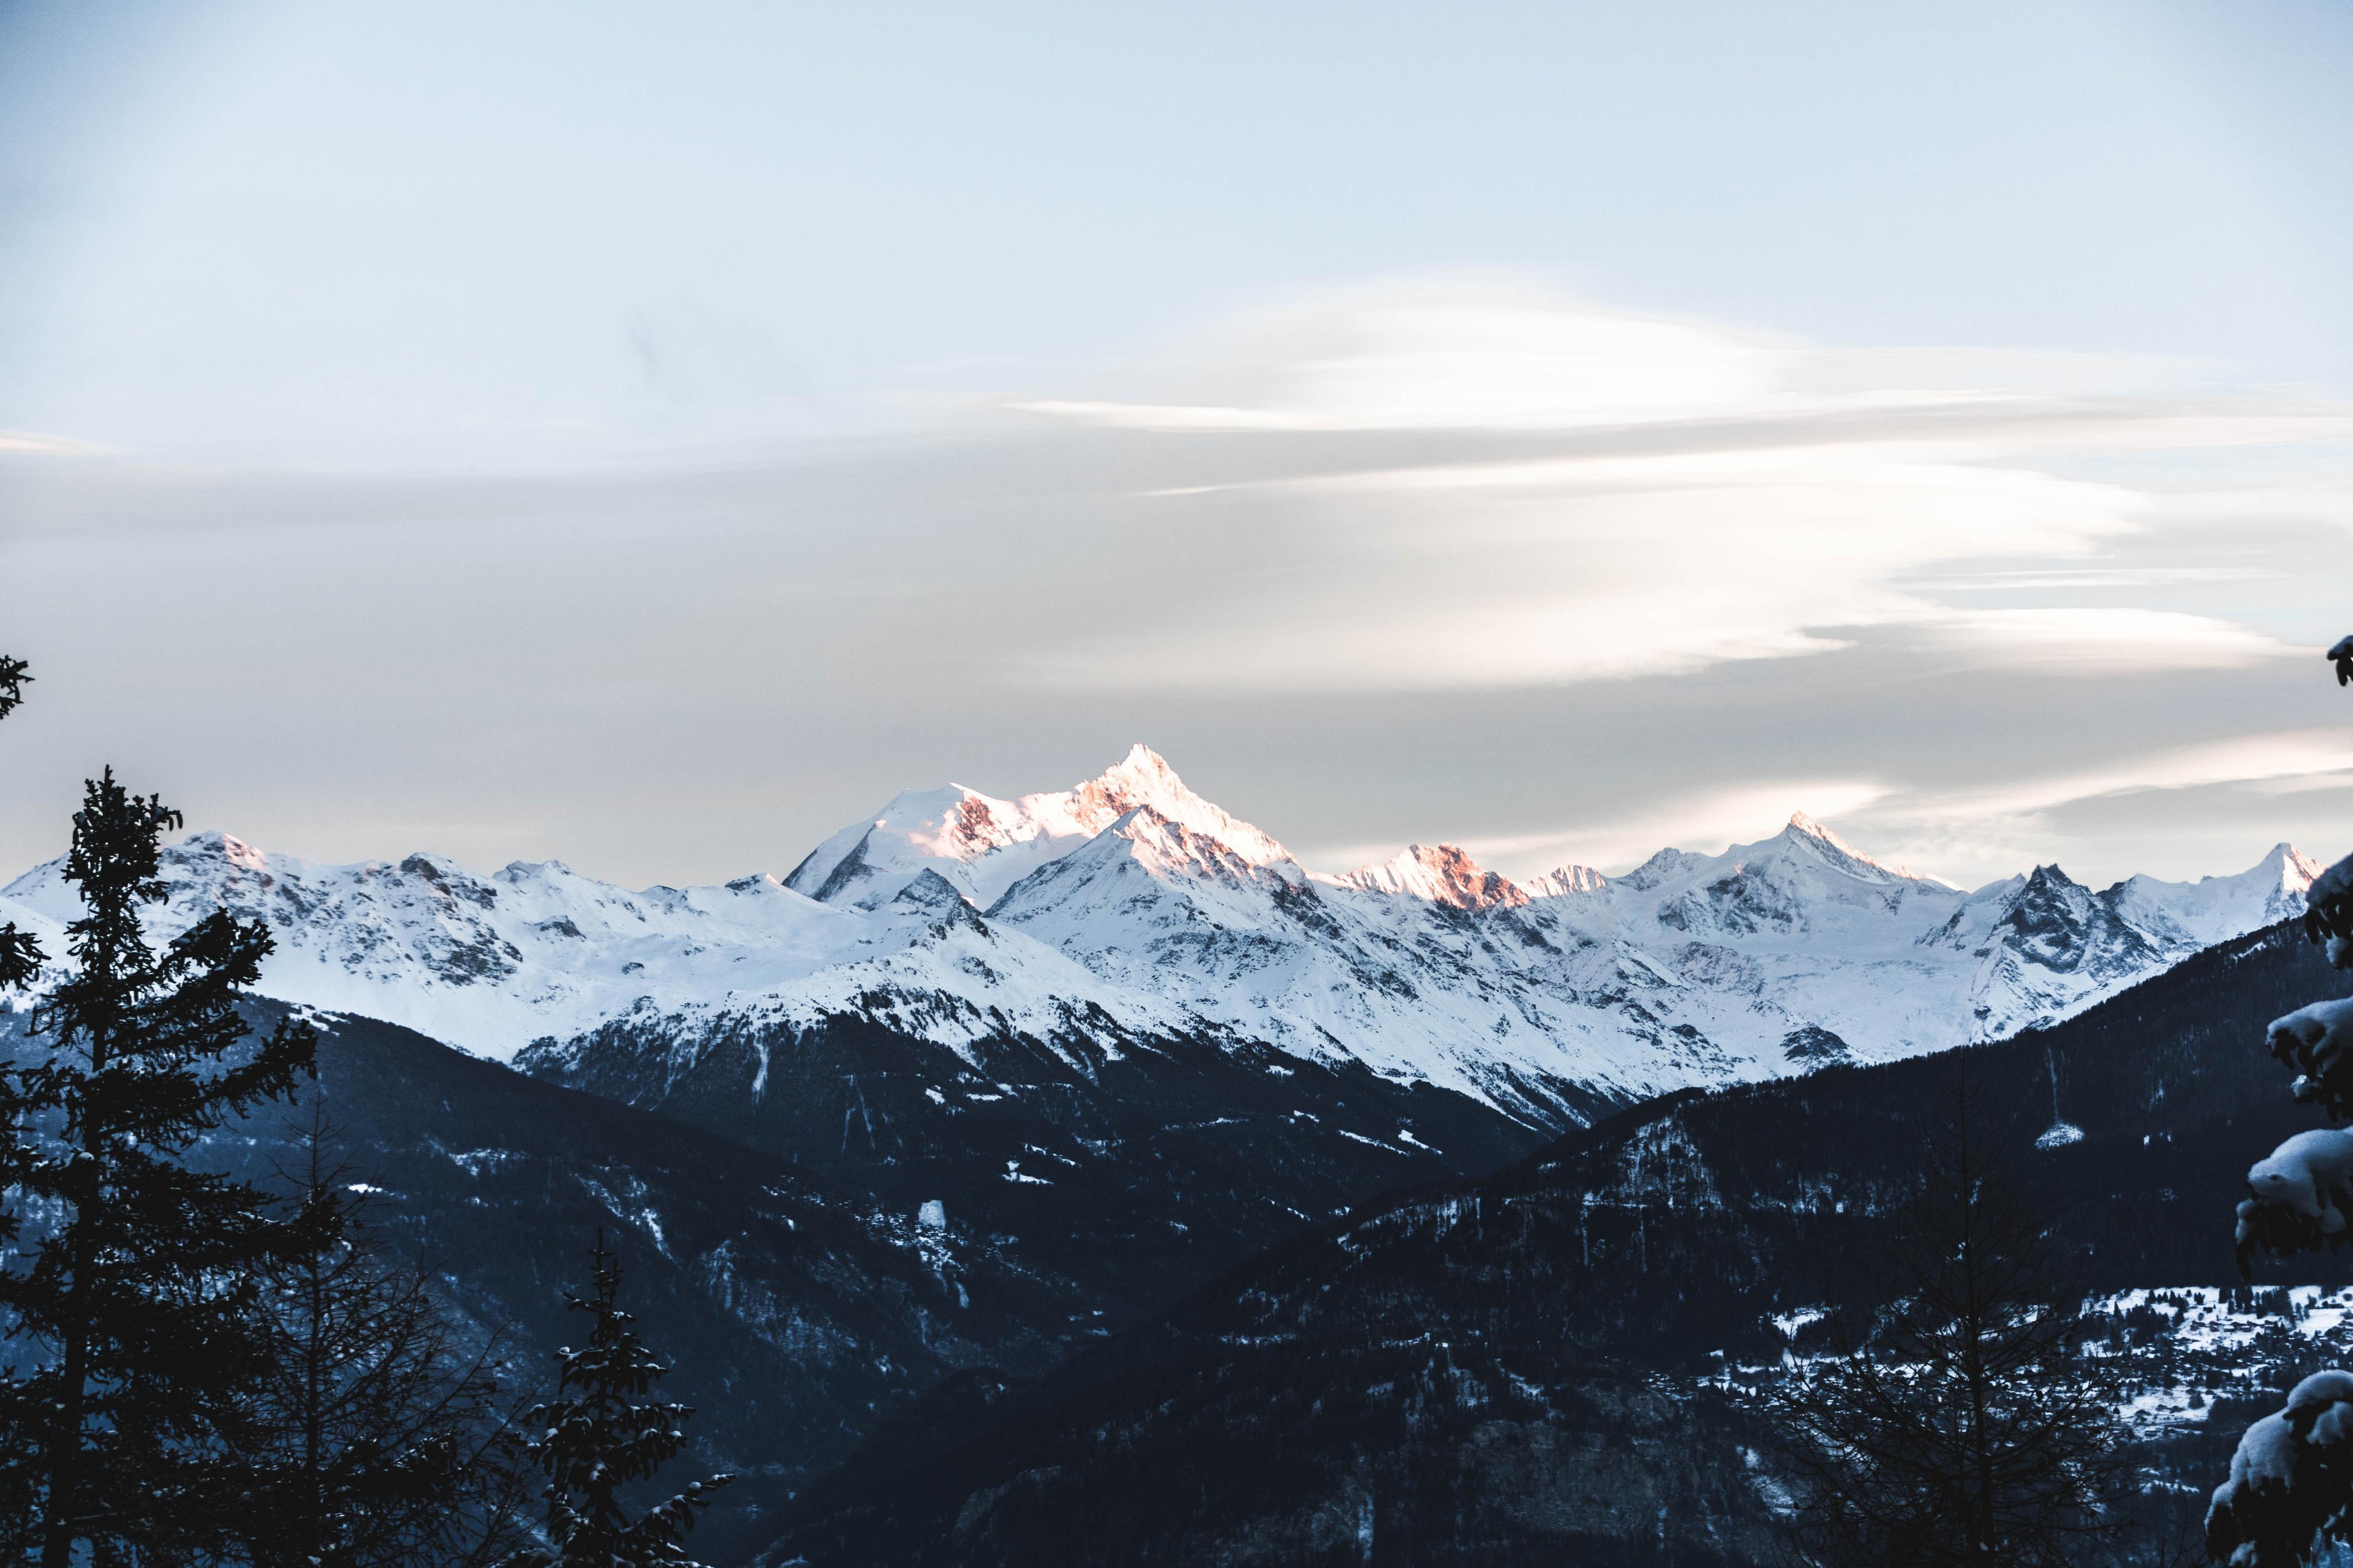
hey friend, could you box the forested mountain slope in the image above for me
[759,920,2353,1567]
[1,1001,1075,1562]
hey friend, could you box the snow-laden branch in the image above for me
[2209,1370,2353,1566]
[2305,852,2353,972]
[2268,999,2353,1121]
[2235,1129,2353,1276]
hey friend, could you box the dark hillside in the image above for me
[3,1002,1074,1561]
[763,921,2353,1567]
[526,1006,1571,1333]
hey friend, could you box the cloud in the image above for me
[0,428,98,455]
[1912,728,2353,823]
[1389,728,2353,889]
[5,273,2348,895]
[1909,608,2293,673]
[1015,285,1779,432]
[990,278,2351,695]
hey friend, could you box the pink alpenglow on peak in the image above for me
[784,744,1290,911]
[1339,844,1529,912]
[1074,746,1290,868]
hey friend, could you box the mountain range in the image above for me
[0,746,2316,1357]
[0,744,2317,1116]
[0,746,2337,1563]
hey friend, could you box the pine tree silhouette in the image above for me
[240,1095,534,1567]
[0,652,27,722]
[0,655,38,992]
[0,653,37,1547]
[518,1234,732,1567]
[0,768,318,1563]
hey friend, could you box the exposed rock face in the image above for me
[1780,1024,1854,1064]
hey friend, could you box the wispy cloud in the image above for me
[1908,728,2353,824]
[1426,727,2353,887]
[0,429,98,455]
[994,278,2351,696]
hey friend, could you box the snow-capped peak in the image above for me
[1773,811,1919,885]
[215,831,270,874]
[1069,746,1290,868]
[1339,844,1527,912]
[1784,810,1833,839]
[785,746,1290,912]
[1,746,2325,1125]
[1523,863,1608,898]
[2109,842,2320,953]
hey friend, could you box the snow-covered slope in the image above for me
[0,748,2317,1119]
[780,743,1287,911]
[0,833,1193,1061]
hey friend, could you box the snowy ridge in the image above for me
[780,743,1287,912]
[0,748,2320,1118]
[0,832,1197,1063]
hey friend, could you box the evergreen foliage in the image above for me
[2205,638,2353,1567]
[0,652,27,721]
[518,1235,732,1567]
[238,1096,535,1568]
[1769,1071,2128,1567]
[0,768,317,1562]
[0,654,39,993]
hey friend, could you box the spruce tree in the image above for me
[0,652,27,720]
[0,655,40,1548]
[239,1095,536,1568]
[518,1235,732,1567]
[0,654,39,990]
[0,768,318,1563]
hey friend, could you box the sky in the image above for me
[2,0,2352,893]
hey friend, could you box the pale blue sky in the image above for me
[2,1,2351,890]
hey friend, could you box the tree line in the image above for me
[0,656,729,1566]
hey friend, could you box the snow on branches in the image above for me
[2235,1130,2353,1275]
[2304,853,2353,972]
[2209,1372,2353,1567]
[2208,637,2353,1567]
[2267,998,2353,1121]
[516,1235,731,1568]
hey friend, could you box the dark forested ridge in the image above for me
[1,1001,1090,1560]
[523,1005,1576,1333]
[757,920,2353,1567]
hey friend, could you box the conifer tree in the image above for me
[239,1096,535,1568]
[0,654,39,990]
[0,655,38,1548]
[2208,636,2353,1566]
[1769,1069,2129,1567]
[518,1235,732,1567]
[0,768,318,1563]
[0,652,27,721]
